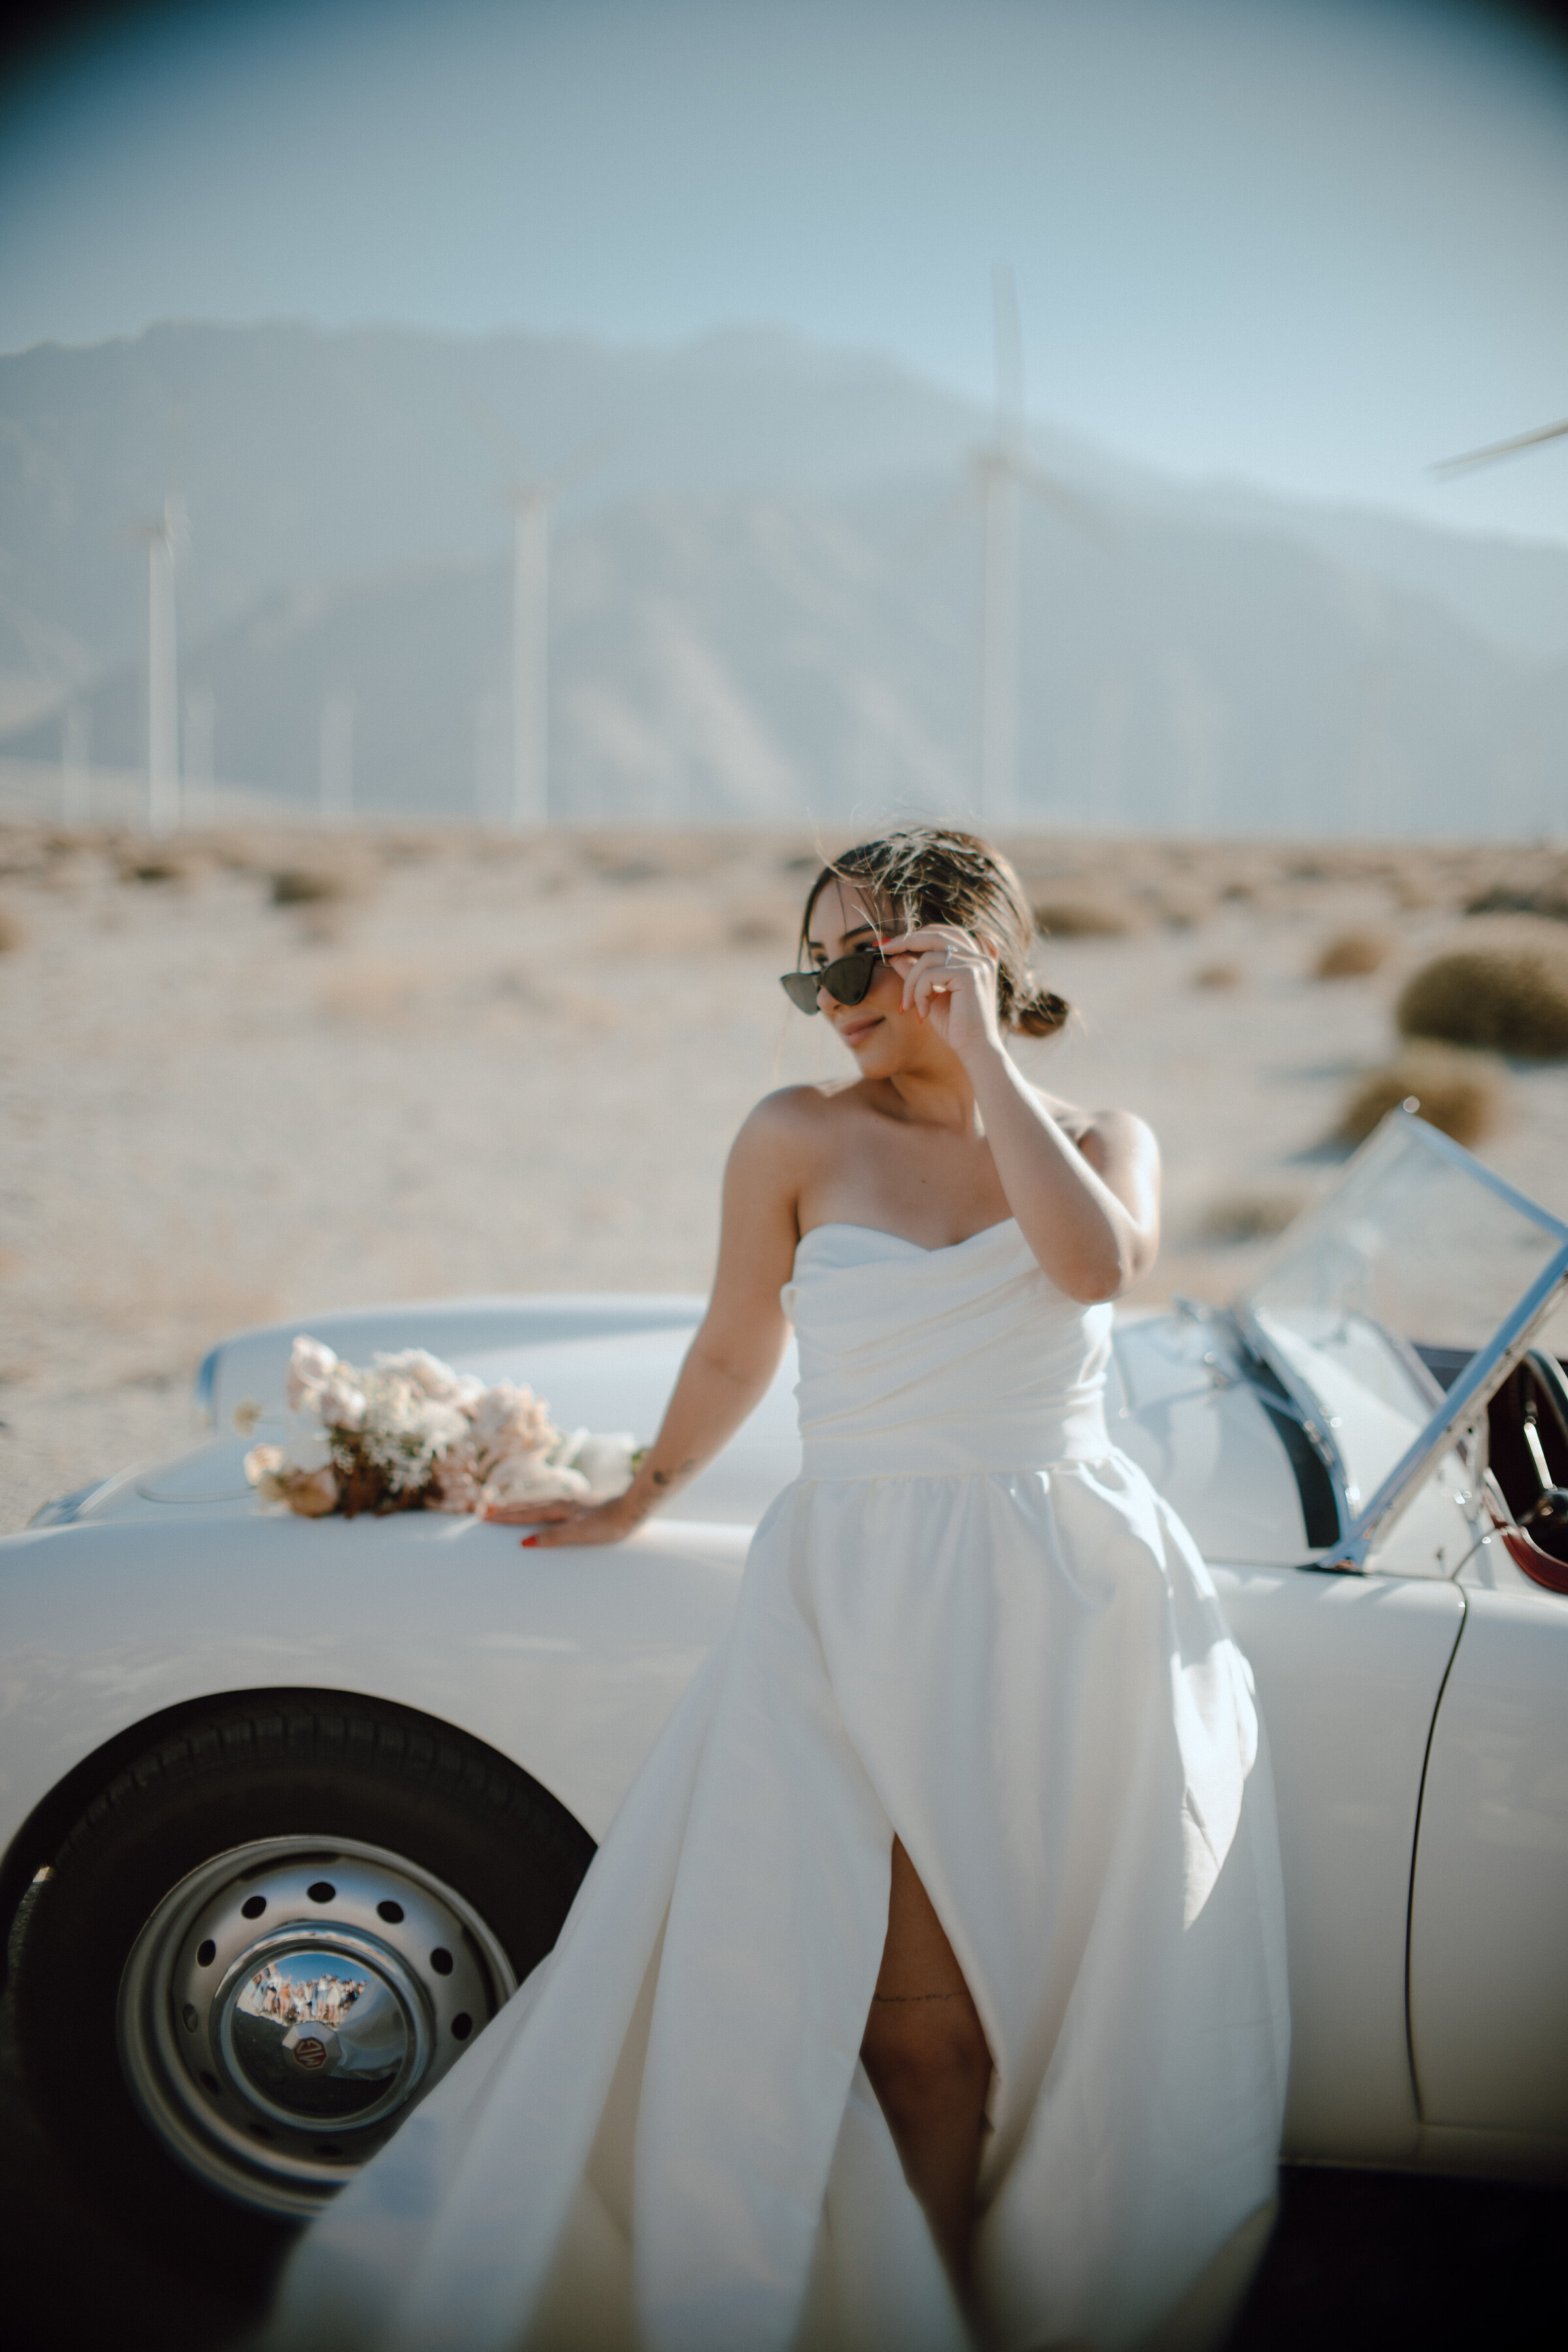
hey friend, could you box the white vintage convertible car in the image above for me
[4,1111,1567,2248]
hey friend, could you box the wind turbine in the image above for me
[1433,417,1568,476]
[474,406,610,830]
[965,269,1102,825]
[130,495,188,834]
[504,472,550,830]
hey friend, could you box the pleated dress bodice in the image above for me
[785,1218,1113,1478]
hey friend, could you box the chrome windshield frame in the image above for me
[1233,1111,1568,1573]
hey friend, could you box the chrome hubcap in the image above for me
[118,1836,515,2217]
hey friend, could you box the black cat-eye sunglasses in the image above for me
[779,952,883,1015]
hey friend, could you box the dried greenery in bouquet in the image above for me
[245,1337,639,1520]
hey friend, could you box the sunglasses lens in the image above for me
[823,953,877,1006]
[779,955,880,1014]
[779,972,823,1014]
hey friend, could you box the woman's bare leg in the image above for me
[860,1837,992,2294]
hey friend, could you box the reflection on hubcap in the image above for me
[224,1941,413,2121]
[118,1837,515,2219]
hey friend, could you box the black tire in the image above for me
[12,1691,595,2300]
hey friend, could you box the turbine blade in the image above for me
[1431,417,1568,476]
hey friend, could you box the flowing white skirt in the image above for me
[270,1451,1290,2352]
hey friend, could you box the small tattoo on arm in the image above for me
[650,1458,698,1489]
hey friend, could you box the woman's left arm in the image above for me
[885,926,1161,1303]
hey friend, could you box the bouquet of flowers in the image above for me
[244,1335,640,1520]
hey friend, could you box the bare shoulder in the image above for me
[742,1081,860,1139]
[726,1083,854,1179]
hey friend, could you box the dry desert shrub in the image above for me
[1338,1047,1507,1149]
[1031,895,1140,939]
[271,866,347,906]
[1192,960,1242,990]
[1314,928,1394,981]
[1142,886,1211,930]
[120,851,191,886]
[1464,883,1568,923]
[1199,1190,1307,1244]
[1397,941,1568,1058]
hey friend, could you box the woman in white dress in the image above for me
[270,828,1289,2352]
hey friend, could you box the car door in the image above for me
[1212,1561,1463,2165]
[1406,1578,1568,2163]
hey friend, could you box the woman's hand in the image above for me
[483,1492,647,1548]
[878,926,1002,1061]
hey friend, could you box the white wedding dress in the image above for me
[270,1220,1290,2352]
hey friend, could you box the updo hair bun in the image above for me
[798,826,1072,1045]
[1007,984,1071,1039]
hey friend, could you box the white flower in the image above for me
[569,1433,640,1498]
[374,1348,483,1409]
[317,1374,368,1432]
[483,1454,589,1509]
[281,1413,334,1474]
[286,1335,339,1411]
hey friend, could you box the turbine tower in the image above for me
[472,404,611,832]
[505,477,550,831]
[132,496,188,834]
[969,268,1098,824]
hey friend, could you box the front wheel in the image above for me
[13,1693,594,2253]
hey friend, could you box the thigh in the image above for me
[870,1838,981,2008]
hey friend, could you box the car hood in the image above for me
[37,1297,1313,1566]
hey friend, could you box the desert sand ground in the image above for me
[2,821,1567,1533]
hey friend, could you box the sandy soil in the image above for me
[2,822,1566,1533]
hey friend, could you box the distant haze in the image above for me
[3,319,1566,834]
[2,0,1567,544]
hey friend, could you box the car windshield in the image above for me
[1234,1113,1568,1522]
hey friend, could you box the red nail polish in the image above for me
[520,1534,540,1548]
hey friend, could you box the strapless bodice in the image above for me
[781,1217,1113,1477]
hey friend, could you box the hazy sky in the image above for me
[4,0,1567,542]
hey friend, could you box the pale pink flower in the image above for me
[470,1382,557,1460]
[286,1336,338,1411]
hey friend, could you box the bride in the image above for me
[269,828,1289,2352]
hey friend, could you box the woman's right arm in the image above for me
[489,1094,808,1547]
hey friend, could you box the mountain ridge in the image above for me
[3,319,1566,831]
